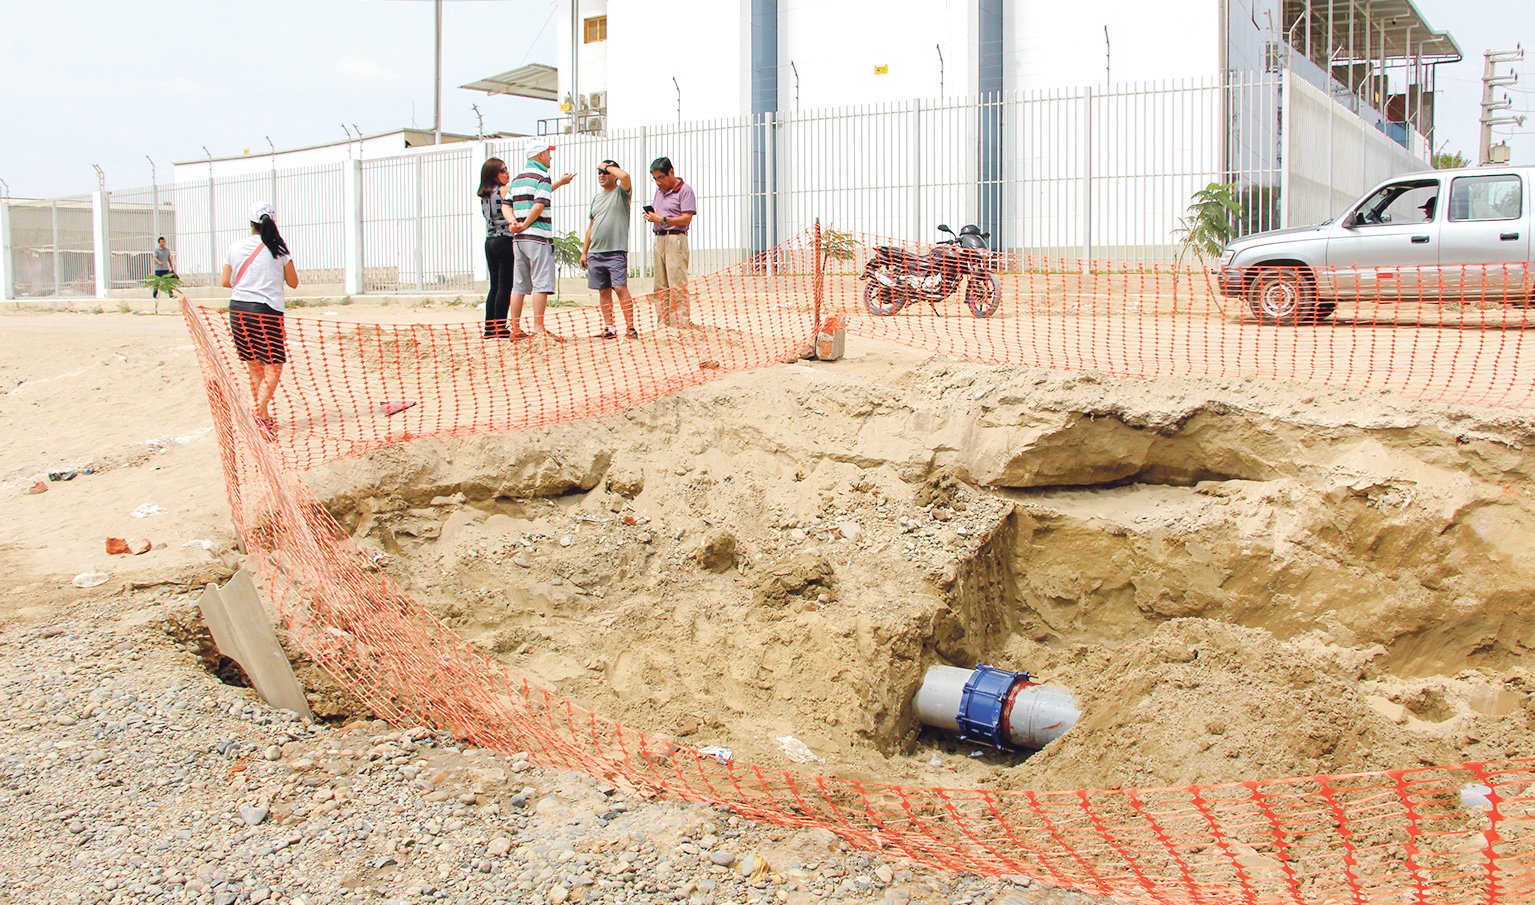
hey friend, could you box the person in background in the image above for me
[220,201,297,439]
[642,156,696,328]
[151,237,175,298]
[507,139,575,338]
[477,157,517,338]
[580,159,638,339]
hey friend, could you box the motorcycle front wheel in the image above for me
[965,273,1001,317]
[863,277,905,316]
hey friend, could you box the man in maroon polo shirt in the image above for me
[642,156,696,327]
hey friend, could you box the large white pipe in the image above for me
[912,664,1079,750]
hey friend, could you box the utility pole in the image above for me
[1479,46,1525,165]
[146,156,158,248]
[433,0,443,144]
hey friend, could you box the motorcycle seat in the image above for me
[876,246,922,268]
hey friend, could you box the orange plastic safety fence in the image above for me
[185,228,1535,905]
[825,230,1535,411]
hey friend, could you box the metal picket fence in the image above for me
[4,71,1428,300]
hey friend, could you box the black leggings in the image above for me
[485,235,516,335]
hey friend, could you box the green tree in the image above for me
[1175,182,1241,261]
[1172,182,1242,313]
[547,230,585,305]
[1432,149,1470,169]
[552,230,583,271]
[143,271,183,314]
[820,227,860,268]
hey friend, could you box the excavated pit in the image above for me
[305,351,1535,793]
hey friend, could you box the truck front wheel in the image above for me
[1247,267,1330,324]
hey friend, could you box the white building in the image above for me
[2,1,1468,300]
[540,0,1458,144]
[457,0,1462,261]
[169,128,489,185]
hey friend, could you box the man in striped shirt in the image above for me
[508,138,574,337]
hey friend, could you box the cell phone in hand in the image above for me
[643,205,655,213]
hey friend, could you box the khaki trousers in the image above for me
[652,233,691,327]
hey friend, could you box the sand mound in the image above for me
[303,346,1535,792]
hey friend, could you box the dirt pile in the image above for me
[302,347,1535,793]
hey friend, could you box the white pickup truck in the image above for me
[1217,166,1534,323]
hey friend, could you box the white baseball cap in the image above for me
[525,138,555,160]
[247,201,276,223]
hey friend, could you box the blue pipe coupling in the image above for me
[911,664,1079,750]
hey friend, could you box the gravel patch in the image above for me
[0,592,1106,905]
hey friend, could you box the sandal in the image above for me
[599,325,618,339]
[626,326,640,339]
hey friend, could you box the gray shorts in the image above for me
[512,239,556,294]
[586,251,628,290]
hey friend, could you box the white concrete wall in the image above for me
[1283,71,1431,230]
[778,0,977,110]
[572,0,1232,128]
[1004,0,1222,92]
[170,132,425,185]
[604,0,751,129]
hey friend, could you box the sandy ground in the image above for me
[289,311,1535,797]
[0,304,1103,905]
[4,296,1535,899]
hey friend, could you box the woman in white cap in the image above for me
[220,201,297,438]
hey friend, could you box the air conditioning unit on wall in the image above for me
[588,91,607,111]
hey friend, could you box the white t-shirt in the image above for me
[226,235,292,312]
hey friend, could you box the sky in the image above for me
[1412,0,1534,164]
[0,0,562,198]
[0,0,1530,199]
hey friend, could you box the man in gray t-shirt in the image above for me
[152,237,175,298]
[580,160,637,339]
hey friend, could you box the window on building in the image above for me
[584,15,606,43]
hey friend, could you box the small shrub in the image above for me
[820,226,860,264]
[143,272,182,313]
[1174,182,1241,261]
[553,231,583,273]
[1172,182,1242,314]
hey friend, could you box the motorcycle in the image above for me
[860,224,1001,317]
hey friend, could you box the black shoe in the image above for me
[625,327,640,339]
[599,325,618,339]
